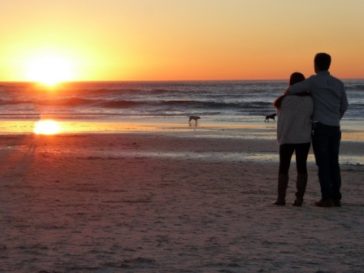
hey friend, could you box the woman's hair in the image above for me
[289,72,305,85]
[273,72,307,109]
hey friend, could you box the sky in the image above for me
[0,0,363,81]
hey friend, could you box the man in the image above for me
[287,53,348,207]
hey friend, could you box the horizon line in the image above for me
[1,77,364,84]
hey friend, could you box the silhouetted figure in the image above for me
[264,113,277,122]
[188,115,200,127]
[287,53,348,207]
[273,72,313,206]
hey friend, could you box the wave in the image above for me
[0,97,99,106]
[0,96,280,110]
[41,98,99,106]
[0,99,28,105]
[346,84,364,91]
[149,89,184,94]
[98,100,143,108]
[97,99,273,110]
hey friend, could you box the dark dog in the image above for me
[189,115,200,126]
[265,113,277,122]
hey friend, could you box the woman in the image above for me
[274,72,313,206]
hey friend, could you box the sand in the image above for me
[0,133,363,273]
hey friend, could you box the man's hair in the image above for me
[314,52,331,71]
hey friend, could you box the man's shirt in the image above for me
[287,71,348,127]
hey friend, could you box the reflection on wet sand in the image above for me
[0,119,363,143]
[33,119,61,135]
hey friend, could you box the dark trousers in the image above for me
[312,122,342,201]
[279,143,311,175]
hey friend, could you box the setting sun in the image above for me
[33,120,61,135]
[25,53,76,86]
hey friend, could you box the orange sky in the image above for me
[0,0,363,81]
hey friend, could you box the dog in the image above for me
[188,115,200,127]
[264,113,277,122]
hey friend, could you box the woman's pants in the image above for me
[275,142,311,205]
[279,143,311,175]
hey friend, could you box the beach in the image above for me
[2,0,364,271]
[1,131,363,273]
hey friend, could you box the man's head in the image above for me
[314,52,331,73]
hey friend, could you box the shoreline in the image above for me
[0,117,363,141]
[1,132,364,165]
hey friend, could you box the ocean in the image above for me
[0,80,363,134]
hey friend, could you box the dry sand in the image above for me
[0,133,363,273]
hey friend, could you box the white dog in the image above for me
[188,115,200,127]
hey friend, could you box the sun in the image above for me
[25,53,76,86]
[33,120,61,135]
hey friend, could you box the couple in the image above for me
[273,52,348,207]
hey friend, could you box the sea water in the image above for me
[0,80,363,136]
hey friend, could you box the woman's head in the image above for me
[274,72,307,109]
[289,72,305,86]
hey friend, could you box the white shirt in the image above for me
[287,71,348,127]
[277,95,313,145]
